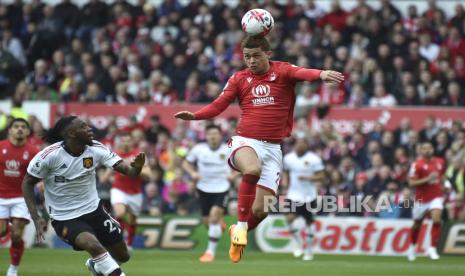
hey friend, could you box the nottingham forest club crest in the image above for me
[83,157,93,169]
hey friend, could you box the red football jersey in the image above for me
[0,140,39,198]
[196,61,320,141]
[409,157,445,203]
[112,148,142,194]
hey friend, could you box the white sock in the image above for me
[236,221,248,230]
[207,224,222,255]
[93,252,120,275]
[304,224,314,255]
[289,221,302,246]
[8,264,18,271]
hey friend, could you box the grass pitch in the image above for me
[1,248,464,276]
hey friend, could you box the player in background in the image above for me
[22,116,145,276]
[0,118,39,276]
[175,35,344,263]
[111,132,152,250]
[408,142,445,261]
[282,137,325,261]
[182,124,235,262]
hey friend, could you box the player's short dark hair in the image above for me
[241,35,271,51]
[205,124,222,133]
[46,116,78,144]
[7,118,30,130]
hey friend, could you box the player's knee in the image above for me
[242,165,261,177]
[208,215,220,224]
[113,210,125,219]
[10,231,23,243]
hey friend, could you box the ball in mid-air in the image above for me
[241,9,274,37]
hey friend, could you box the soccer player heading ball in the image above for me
[175,30,344,262]
[22,116,145,275]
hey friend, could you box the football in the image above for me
[241,9,274,37]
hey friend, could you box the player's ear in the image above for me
[265,51,272,58]
[65,127,75,139]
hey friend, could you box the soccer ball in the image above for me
[241,9,274,37]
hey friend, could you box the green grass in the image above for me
[1,249,465,276]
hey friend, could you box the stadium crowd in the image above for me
[0,111,464,221]
[0,0,464,221]
[0,0,464,106]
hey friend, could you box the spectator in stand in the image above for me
[369,85,397,107]
[419,116,439,143]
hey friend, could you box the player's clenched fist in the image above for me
[175,111,196,120]
[320,70,345,83]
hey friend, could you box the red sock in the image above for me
[431,223,441,247]
[127,224,136,246]
[10,240,24,266]
[410,226,420,244]
[247,213,264,231]
[237,174,259,221]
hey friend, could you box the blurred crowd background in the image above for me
[0,0,464,221]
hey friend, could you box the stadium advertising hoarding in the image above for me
[49,104,465,133]
[3,215,465,256]
[255,215,465,256]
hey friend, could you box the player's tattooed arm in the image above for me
[113,152,146,177]
[22,173,48,242]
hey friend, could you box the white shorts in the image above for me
[0,197,30,221]
[110,188,143,216]
[228,136,282,194]
[412,197,444,220]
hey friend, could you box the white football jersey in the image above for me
[185,143,230,193]
[27,141,122,220]
[283,151,324,203]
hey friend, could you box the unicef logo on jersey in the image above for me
[252,84,271,98]
[251,84,274,106]
[4,159,20,177]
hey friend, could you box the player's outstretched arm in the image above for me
[174,76,237,121]
[292,68,344,84]
[174,111,196,120]
[22,173,48,242]
[319,70,345,83]
[113,152,146,177]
